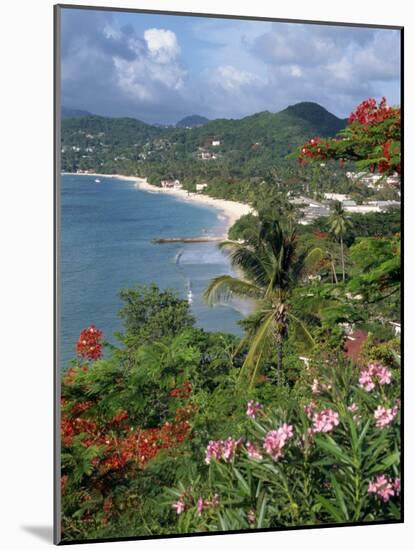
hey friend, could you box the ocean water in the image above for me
[60,175,244,367]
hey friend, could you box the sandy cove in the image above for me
[65,173,253,238]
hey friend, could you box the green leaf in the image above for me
[257,494,268,528]
[316,495,344,522]
[330,475,349,520]
[232,467,251,497]
[314,435,354,466]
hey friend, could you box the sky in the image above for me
[60,7,401,125]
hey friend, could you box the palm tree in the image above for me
[203,219,316,386]
[327,202,353,282]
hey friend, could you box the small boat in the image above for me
[187,281,193,304]
[95,178,101,183]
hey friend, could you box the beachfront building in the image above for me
[160,179,182,189]
[196,183,208,192]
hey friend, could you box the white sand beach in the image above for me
[65,173,253,238]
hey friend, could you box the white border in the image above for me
[1,1,411,548]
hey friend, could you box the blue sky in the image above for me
[60,7,401,124]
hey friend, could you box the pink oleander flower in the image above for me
[205,437,240,464]
[304,400,317,418]
[196,497,204,516]
[263,423,294,461]
[374,405,398,429]
[348,403,359,413]
[394,478,401,495]
[359,364,392,392]
[368,474,396,502]
[205,440,222,464]
[246,441,263,460]
[312,409,340,433]
[377,366,392,385]
[196,494,219,516]
[222,437,239,461]
[172,499,185,514]
[246,400,263,419]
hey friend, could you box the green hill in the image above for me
[61,102,346,177]
[176,114,209,128]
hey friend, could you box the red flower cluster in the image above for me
[169,381,192,399]
[61,402,194,476]
[378,140,401,174]
[61,415,98,447]
[76,326,103,361]
[299,137,325,160]
[348,97,396,125]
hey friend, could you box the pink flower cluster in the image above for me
[304,404,340,436]
[172,491,219,516]
[205,437,240,464]
[311,409,340,434]
[304,400,317,418]
[359,364,392,392]
[172,499,185,514]
[245,441,263,460]
[311,378,331,395]
[368,475,400,502]
[374,404,398,429]
[246,400,263,419]
[263,423,294,461]
[196,494,219,516]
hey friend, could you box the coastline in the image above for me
[62,172,253,238]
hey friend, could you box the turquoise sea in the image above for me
[60,174,244,367]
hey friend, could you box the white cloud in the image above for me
[144,28,180,64]
[210,65,261,91]
[290,65,303,78]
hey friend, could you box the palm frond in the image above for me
[287,312,315,350]
[203,275,262,305]
[238,311,275,387]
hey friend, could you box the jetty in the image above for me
[152,236,223,244]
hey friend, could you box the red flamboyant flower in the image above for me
[76,325,103,361]
[348,97,395,125]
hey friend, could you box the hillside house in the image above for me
[199,151,217,160]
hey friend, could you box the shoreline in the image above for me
[62,172,253,238]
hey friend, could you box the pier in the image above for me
[152,236,224,244]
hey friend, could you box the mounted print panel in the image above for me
[54,4,403,544]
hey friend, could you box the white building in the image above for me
[211,140,221,146]
[160,179,182,189]
[196,183,208,192]
[323,193,351,202]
